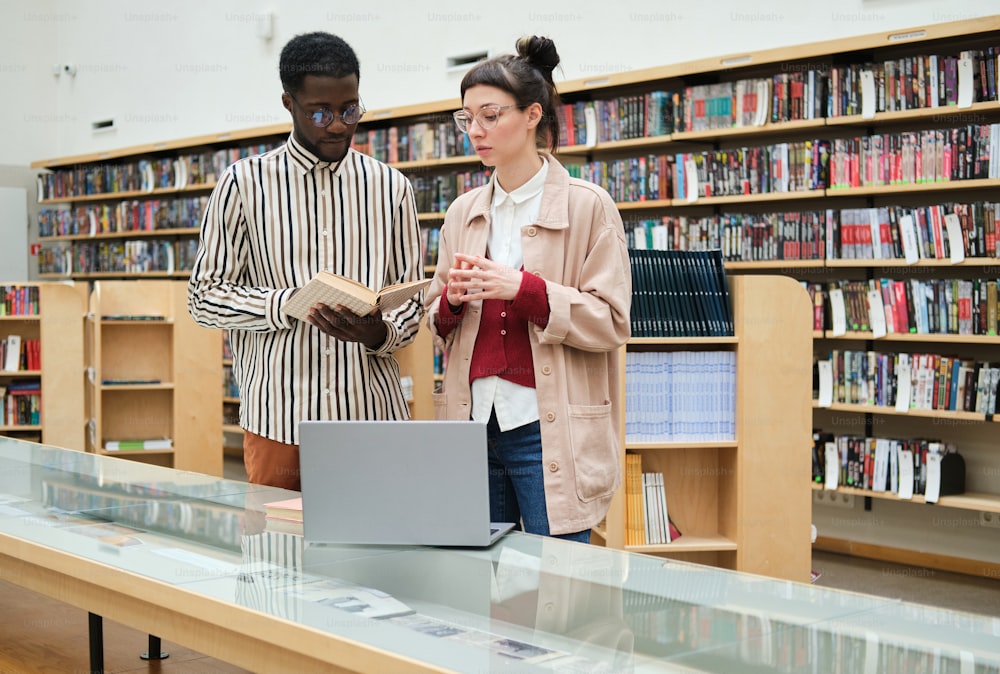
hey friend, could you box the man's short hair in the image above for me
[279,32,360,93]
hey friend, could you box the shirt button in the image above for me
[500,329,506,335]
[320,190,328,197]
[322,229,328,236]
[324,388,330,395]
[541,365,551,375]
[546,412,556,422]
[500,312,506,318]
[548,462,558,471]
[325,349,331,356]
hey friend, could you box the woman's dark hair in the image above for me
[279,32,360,94]
[460,35,562,153]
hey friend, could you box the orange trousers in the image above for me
[243,430,301,491]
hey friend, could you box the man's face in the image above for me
[282,73,361,163]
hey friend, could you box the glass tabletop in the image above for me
[1,436,998,673]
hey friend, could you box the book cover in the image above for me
[281,272,430,322]
[263,496,303,521]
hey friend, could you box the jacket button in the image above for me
[545,412,555,422]
[548,462,558,471]
[541,365,551,375]
[527,227,537,236]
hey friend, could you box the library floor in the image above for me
[0,457,996,674]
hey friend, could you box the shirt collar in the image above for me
[286,133,348,174]
[491,156,548,208]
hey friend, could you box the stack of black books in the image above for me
[628,249,733,338]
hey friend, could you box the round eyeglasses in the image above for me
[286,91,366,127]
[453,104,524,133]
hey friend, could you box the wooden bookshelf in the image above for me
[86,280,221,475]
[599,275,813,583]
[29,14,1000,574]
[0,282,87,450]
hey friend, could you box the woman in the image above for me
[425,36,632,542]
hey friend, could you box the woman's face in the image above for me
[460,84,540,169]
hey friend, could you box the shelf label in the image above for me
[584,105,598,149]
[924,445,943,504]
[828,288,847,336]
[872,439,890,492]
[897,448,915,499]
[817,360,833,408]
[898,214,919,265]
[684,157,699,202]
[957,58,974,108]
[944,213,966,263]
[866,289,887,339]
[824,442,838,490]
[860,71,876,120]
[895,359,911,412]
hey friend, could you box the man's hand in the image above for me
[307,304,387,349]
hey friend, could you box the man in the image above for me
[188,32,424,490]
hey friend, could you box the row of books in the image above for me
[0,285,39,316]
[815,350,1000,414]
[828,125,999,188]
[352,124,475,165]
[38,197,208,238]
[410,169,490,214]
[2,336,40,372]
[672,140,830,200]
[37,240,199,276]
[558,47,1000,142]
[811,433,963,500]
[629,248,734,338]
[420,227,440,268]
[624,351,736,442]
[809,278,1000,337]
[564,155,673,203]
[38,142,281,201]
[623,199,1000,262]
[624,454,682,547]
[222,365,239,399]
[827,47,1000,117]
[1,381,40,426]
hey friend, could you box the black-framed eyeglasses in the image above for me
[453,104,525,133]
[286,91,366,127]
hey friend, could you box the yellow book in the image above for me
[281,271,431,321]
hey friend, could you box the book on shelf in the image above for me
[3,334,21,372]
[104,438,173,451]
[281,272,431,321]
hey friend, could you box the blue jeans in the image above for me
[485,412,591,544]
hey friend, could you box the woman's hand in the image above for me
[447,253,522,303]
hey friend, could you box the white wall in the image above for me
[0,0,997,167]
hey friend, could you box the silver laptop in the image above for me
[298,420,515,547]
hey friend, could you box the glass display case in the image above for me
[0,436,997,673]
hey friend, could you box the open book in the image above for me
[281,271,431,321]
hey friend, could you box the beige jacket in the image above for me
[425,155,632,535]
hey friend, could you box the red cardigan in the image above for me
[436,271,549,387]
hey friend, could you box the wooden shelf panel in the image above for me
[819,331,1000,344]
[39,184,214,205]
[814,484,1000,514]
[625,535,738,553]
[626,440,738,450]
[0,370,42,377]
[0,425,42,432]
[40,227,200,243]
[813,401,987,421]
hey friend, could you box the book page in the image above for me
[375,278,432,313]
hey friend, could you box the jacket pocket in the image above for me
[567,401,620,502]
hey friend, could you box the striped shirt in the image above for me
[188,134,424,444]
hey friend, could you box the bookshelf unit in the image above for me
[596,275,813,583]
[30,14,1000,574]
[85,280,221,475]
[0,282,87,450]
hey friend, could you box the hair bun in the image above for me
[515,35,560,79]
